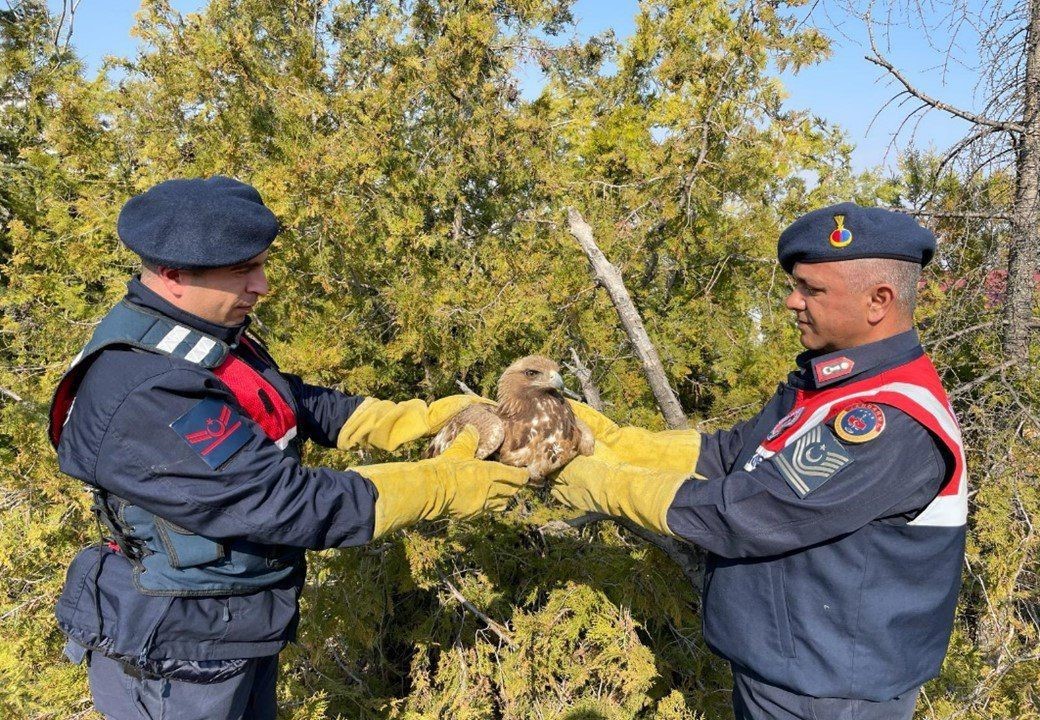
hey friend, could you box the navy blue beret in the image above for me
[778,202,935,273]
[118,176,279,269]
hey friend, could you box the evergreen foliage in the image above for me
[0,1,1035,718]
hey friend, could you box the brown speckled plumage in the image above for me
[426,356,595,480]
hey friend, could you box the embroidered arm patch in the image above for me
[770,424,854,498]
[171,398,254,469]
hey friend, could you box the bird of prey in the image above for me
[426,355,596,481]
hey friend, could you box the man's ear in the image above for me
[866,283,896,325]
[156,266,189,299]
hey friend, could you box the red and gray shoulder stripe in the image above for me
[746,355,966,528]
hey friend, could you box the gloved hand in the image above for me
[550,455,689,536]
[567,400,702,475]
[353,426,529,539]
[337,395,491,452]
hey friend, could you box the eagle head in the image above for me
[496,355,564,404]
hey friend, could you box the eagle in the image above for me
[426,355,596,481]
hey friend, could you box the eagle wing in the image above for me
[575,417,595,456]
[425,404,505,460]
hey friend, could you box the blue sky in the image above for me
[49,0,984,173]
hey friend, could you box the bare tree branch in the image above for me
[0,385,24,404]
[933,125,1007,180]
[866,27,1024,133]
[565,208,688,429]
[540,513,703,588]
[901,209,1012,220]
[439,572,516,648]
[455,379,479,396]
[949,360,1019,398]
[564,347,603,411]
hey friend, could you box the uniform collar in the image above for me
[125,276,250,346]
[791,329,923,390]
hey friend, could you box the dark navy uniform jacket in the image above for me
[665,330,965,701]
[55,279,376,668]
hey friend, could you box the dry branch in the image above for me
[564,347,603,411]
[439,573,516,648]
[864,6,1040,361]
[540,513,703,588]
[902,209,1012,221]
[0,386,24,404]
[865,25,1022,133]
[566,207,688,429]
[455,379,479,396]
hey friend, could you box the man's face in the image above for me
[175,251,270,326]
[784,261,871,353]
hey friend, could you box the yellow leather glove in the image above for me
[551,455,689,537]
[353,426,529,539]
[337,395,489,452]
[567,400,702,475]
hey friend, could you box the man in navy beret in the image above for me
[50,176,528,719]
[553,203,966,719]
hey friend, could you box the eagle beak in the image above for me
[550,371,564,391]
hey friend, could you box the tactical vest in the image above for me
[50,300,304,597]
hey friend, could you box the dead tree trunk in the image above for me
[865,6,1039,361]
[1005,0,1040,360]
[566,207,688,429]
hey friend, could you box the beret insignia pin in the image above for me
[829,214,853,248]
[834,403,886,443]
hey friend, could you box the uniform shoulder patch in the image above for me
[833,403,886,443]
[171,398,254,469]
[771,424,854,498]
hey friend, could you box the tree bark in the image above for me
[566,207,688,429]
[1004,0,1040,360]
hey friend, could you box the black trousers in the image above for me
[86,651,277,720]
[732,668,919,720]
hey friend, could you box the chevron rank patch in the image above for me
[771,424,854,498]
[171,398,253,470]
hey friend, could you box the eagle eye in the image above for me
[524,369,540,377]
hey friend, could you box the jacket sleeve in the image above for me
[667,406,950,559]
[694,392,787,477]
[695,416,758,478]
[95,367,377,549]
[282,373,366,448]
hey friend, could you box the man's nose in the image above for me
[248,269,269,296]
[784,288,803,311]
